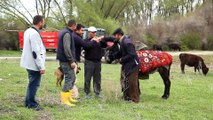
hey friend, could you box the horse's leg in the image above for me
[180,63,185,74]
[158,65,171,99]
[194,66,197,73]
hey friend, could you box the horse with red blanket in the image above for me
[102,27,172,101]
[137,50,172,99]
[107,42,172,99]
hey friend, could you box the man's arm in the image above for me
[79,39,96,49]
[30,33,45,71]
[63,33,75,63]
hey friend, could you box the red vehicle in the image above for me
[18,28,105,50]
[18,31,59,50]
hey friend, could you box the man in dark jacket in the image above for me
[112,28,140,103]
[73,24,97,62]
[56,20,78,107]
[83,26,107,98]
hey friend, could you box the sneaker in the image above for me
[95,94,102,99]
[84,94,90,99]
[27,104,43,111]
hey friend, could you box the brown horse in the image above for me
[107,43,172,99]
[179,53,209,75]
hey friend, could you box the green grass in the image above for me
[0,50,22,57]
[0,50,56,57]
[0,55,213,120]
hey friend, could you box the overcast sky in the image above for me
[20,0,36,20]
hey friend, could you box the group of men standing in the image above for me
[20,15,140,111]
[56,20,106,106]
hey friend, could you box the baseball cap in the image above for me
[112,28,124,35]
[88,26,97,32]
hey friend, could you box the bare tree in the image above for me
[0,0,53,27]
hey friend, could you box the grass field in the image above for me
[0,54,213,120]
[0,50,56,57]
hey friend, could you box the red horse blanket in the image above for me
[137,50,172,73]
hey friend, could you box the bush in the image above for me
[0,17,26,50]
[179,32,201,50]
[206,36,213,50]
[143,33,156,47]
[0,32,19,50]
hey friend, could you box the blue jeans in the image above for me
[25,69,41,107]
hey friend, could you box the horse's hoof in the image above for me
[161,95,169,99]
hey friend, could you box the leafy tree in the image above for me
[0,17,25,50]
[73,0,121,34]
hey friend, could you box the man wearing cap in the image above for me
[83,26,107,98]
[112,28,140,103]
[72,24,99,99]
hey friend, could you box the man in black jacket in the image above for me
[83,26,107,98]
[112,28,140,103]
[73,24,97,62]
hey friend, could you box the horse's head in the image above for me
[201,60,209,75]
[105,41,120,63]
[202,67,209,75]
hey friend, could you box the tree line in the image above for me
[0,0,212,50]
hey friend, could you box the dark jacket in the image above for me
[73,32,96,62]
[56,27,76,63]
[84,37,107,62]
[119,35,139,75]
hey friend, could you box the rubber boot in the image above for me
[61,92,75,107]
[69,90,78,103]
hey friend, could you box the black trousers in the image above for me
[84,60,101,95]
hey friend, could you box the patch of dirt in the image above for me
[36,111,53,120]
[0,108,12,114]
[168,51,213,56]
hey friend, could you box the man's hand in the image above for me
[98,36,104,40]
[92,36,100,43]
[70,62,77,69]
[40,70,45,74]
[92,36,104,43]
